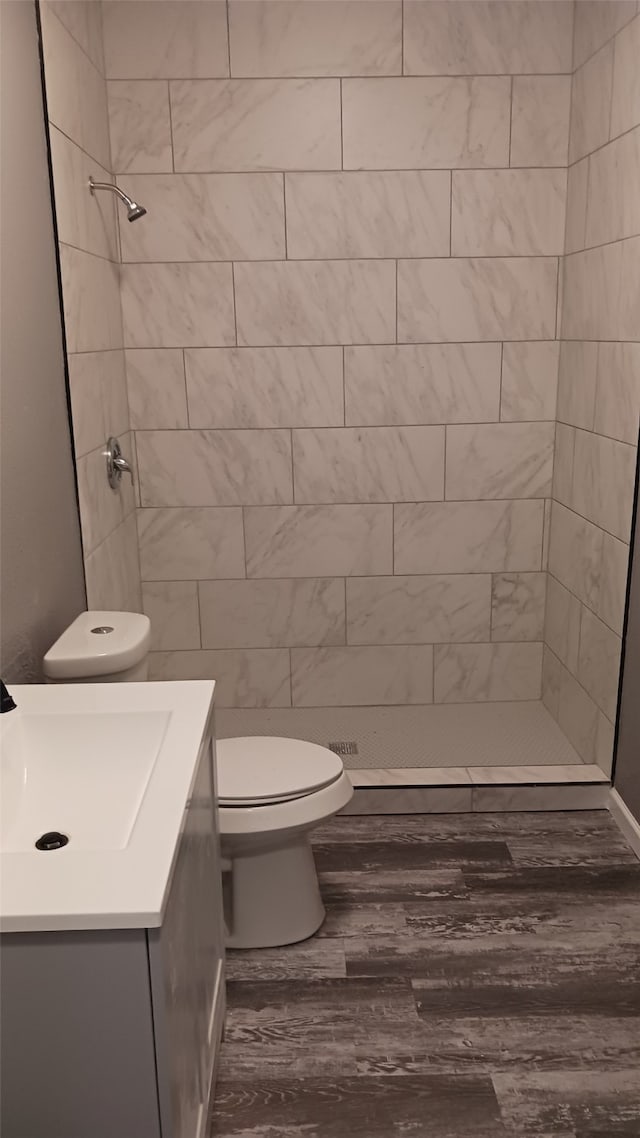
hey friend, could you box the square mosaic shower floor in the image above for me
[216,701,584,770]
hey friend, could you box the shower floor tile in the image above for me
[216,700,584,769]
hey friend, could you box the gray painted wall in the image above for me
[0,0,85,681]
[614,481,640,825]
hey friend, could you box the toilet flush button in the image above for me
[91,626,114,634]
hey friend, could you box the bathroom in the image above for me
[1,0,639,1133]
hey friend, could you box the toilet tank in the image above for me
[43,612,151,683]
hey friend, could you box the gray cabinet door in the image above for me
[149,736,226,1138]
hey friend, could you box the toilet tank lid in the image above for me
[43,612,151,679]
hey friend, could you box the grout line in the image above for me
[290,428,296,504]
[288,647,293,708]
[196,580,203,648]
[240,506,248,579]
[507,76,514,167]
[391,502,395,575]
[339,78,344,171]
[498,341,505,421]
[394,260,399,344]
[230,261,238,346]
[166,80,175,174]
[341,346,346,426]
[443,425,448,501]
[448,169,453,256]
[282,172,288,259]
[401,0,404,76]
[182,349,190,428]
[225,0,232,78]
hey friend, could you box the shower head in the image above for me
[88,177,147,222]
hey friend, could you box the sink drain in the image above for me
[35,831,69,851]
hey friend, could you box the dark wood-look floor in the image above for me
[211,811,640,1137]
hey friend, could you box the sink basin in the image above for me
[0,680,215,933]
[1,710,169,852]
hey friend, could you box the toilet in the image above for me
[217,736,353,949]
[43,611,151,682]
[43,611,353,950]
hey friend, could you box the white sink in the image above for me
[0,680,215,933]
[1,710,170,852]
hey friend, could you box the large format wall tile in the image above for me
[544,574,582,671]
[491,572,546,642]
[548,501,604,611]
[594,342,640,445]
[149,648,291,706]
[199,578,345,649]
[120,263,235,348]
[569,41,614,163]
[244,504,392,578]
[291,645,434,707]
[573,0,637,70]
[403,1,573,75]
[125,349,188,430]
[170,79,341,171]
[599,531,631,635]
[342,77,510,170]
[451,170,567,257]
[346,575,491,645]
[234,260,396,346]
[564,158,589,254]
[434,642,543,703]
[556,341,598,430]
[578,607,622,721]
[394,500,544,574]
[137,507,245,580]
[108,81,173,173]
[509,76,571,167]
[561,243,625,342]
[141,581,200,651]
[570,429,636,542]
[500,342,559,422]
[610,13,640,138]
[40,5,111,168]
[77,437,135,553]
[228,0,401,78]
[84,514,142,613]
[120,174,285,262]
[344,344,501,426]
[285,172,450,259]
[185,347,343,428]
[68,350,129,457]
[49,128,118,261]
[585,127,640,248]
[397,258,558,343]
[103,1,229,80]
[46,0,104,72]
[136,429,292,506]
[292,426,445,504]
[445,423,554,500]
[60,246,122,353]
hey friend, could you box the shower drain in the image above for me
[328,741,359,756]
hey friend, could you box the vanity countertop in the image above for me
[0,680,216,934]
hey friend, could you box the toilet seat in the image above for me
[216,736,344,807]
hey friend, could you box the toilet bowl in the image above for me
[217,736,353,949]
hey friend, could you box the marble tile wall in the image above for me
[97,0,573,706]
[40,1,141,612]
[543,1,640,775]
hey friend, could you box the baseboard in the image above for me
[608,789,640,859]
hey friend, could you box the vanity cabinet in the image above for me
[0,736,225,1138]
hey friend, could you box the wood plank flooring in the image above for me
[210,811,640,1137]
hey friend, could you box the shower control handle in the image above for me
[105,436,133,490]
